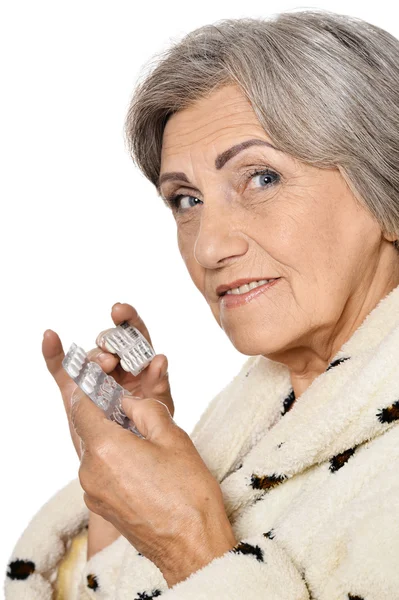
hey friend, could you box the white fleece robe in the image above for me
[5,283,399,600]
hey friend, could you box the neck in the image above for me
[268,244,399,400]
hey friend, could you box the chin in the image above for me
[222,328,281,357]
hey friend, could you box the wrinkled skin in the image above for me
[159,83,399,398]
[42,81,399,575]
[42,302,236,580]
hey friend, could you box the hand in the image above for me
[95,303,174,418]
[42,302,175,559]
[70,389,237,586]
[42,302,174,461]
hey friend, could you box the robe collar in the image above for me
[191,283,399,520]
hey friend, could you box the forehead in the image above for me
[161,84,270,165]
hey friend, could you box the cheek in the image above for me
[259,207,352,322]
[177,227,193,265]
[261,198,338,276]
[177,230,205,292]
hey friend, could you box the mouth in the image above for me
[217,277,280,297]
[218,278,281,308]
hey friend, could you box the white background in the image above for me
[1,0,398,584]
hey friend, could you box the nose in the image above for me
[193,200,248,269]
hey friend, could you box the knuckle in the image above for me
[83,492,97,512]
[173,424,189,443]
[83,492,91,508]
[91,439,109,459]
[78,464,90,492]
[153,376,170,393]
[79,465,97,498]
[89,438,116,466]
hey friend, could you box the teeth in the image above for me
[226,279,273,295]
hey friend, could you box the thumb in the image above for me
[121,395,175,442]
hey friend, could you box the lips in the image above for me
[216,277,279,296]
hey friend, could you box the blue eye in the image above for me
[248,168,279,189]
[166,168,279,212]
[167,194,202,212]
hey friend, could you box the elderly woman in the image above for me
[6,9,399,600]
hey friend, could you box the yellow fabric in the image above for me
[55,528,88,600]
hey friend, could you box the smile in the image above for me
[219,278,281,309]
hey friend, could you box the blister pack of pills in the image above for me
[99,321,156,376]
[62,342,146,439]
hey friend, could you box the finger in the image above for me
[121,396,175,442]
[42,331,111,388]
[87,346,120,372]
[132,353,174,416]
[95,327,118,353]
[101,303,154,348]
[127,352,171,406]
[142,354,169,395]
[95,303,158,378]
[42,329,72,391]
[42,329,89,459]
[42,331,115,418]
[70,387,109,444]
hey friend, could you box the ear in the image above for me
[382,230,398,243]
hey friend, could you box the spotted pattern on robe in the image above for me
[348,595,364,600]
[263,529,275,539]
[230,541,264,562]
[134,590,162,599]
[326,356,351,371]
[376,399,399,423]
[87,574,99,591]
[281,388,296,416]
[329,447,356,472]
[280,356,350,418]
[250,472,287,491]
[7,559,35,580]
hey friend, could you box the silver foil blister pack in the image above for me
[99,321,156,376]
[62,342,146,439]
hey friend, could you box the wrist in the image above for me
[159,511,237,587]
[87,511,122,560]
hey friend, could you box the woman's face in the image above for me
[159,83,393,361]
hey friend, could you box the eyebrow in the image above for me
[157,138,280,195]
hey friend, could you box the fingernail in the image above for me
[112,302,122,309]
[97,353,107,362]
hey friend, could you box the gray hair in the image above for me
[124,9,399,252]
